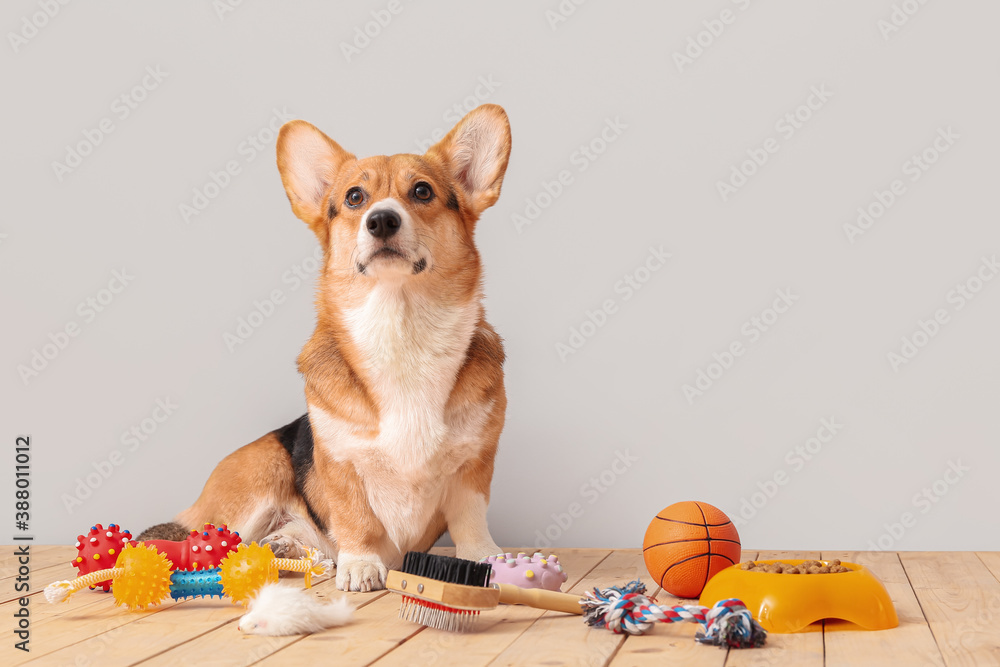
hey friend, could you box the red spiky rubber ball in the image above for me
[71,523,135,591]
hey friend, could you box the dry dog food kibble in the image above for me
[739,559,850,574]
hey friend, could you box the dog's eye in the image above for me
[413,182,433,201]
[345,188,365,208]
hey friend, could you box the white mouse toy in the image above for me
[237,583,354,636]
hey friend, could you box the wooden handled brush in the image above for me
[387,551,584,632]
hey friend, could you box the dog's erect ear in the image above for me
[427,104,511,216]
[276,120,354,227]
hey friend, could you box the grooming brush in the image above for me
[387,551,584,632]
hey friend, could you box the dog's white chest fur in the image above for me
[310,285,484,551]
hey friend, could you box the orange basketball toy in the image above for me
[643,501,741,599]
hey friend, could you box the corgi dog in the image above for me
[139,105,511,592]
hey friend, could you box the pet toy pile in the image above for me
[51,500,899,643]
[46,523,328,610]
[69,523,241,590]
[476,550,764,646]
[387,550,767,648]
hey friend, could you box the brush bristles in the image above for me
[393,552,494,632]
[399,551,492,588]
[398,595,481,632]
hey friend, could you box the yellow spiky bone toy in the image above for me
[45,542,330,610]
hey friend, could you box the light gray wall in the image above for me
[3,1,998,551]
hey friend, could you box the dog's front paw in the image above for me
[336,554,387,592]
[261,533,307,559]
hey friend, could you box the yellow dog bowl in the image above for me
[699,560,898,633]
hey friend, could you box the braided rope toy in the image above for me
[45,542,330,610]
[580,580,767,648]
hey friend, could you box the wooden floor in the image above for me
[4,547,1000,666]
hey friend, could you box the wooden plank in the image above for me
[0,548,87,605]
[976,552,1000,584]
[0,546,61,576]
[821,551,944,666]
[4,586,117,633]
[4,555,76,609]
[2,563,81,606]
[9,597,191,665]
[480,550,645,667]
[0,546,74,581]
[3,567,126,667]
[0,559,110,627]
[8,548,997,667]
[135,577,386,666]
[23,600,238,667]
[901,551,1000,667]
[724,551,824,667]
[369,548,612,667]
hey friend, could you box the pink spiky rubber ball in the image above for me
[481,552,568,592]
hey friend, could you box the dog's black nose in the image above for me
[366,209,401,239]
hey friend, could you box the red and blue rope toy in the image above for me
[580,580,767,648]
